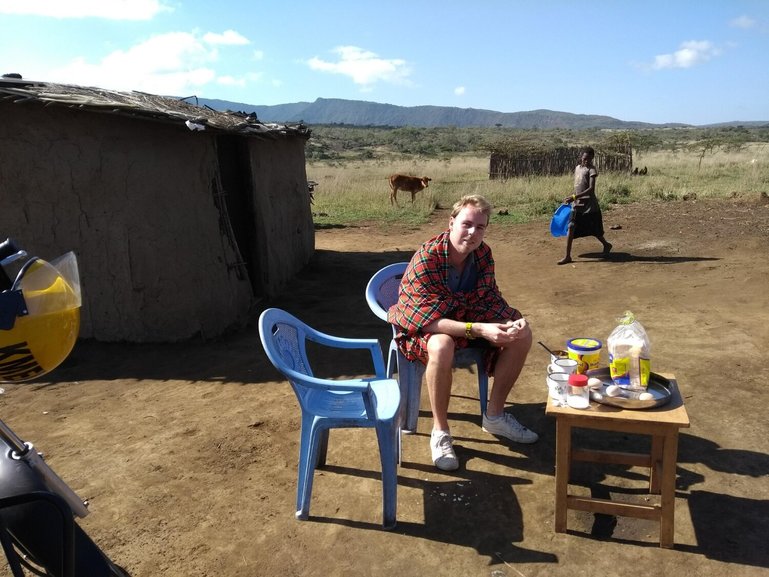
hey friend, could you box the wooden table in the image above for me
[545,374,690,548]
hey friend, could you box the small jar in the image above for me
[567,373,590,409]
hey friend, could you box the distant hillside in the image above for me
[199,97,691,130]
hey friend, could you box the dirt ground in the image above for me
[2,198,769,577]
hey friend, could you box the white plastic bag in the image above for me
[607,311,651,389]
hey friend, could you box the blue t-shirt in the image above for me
[448,256,477,293]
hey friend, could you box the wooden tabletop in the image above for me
[545,373,690,428]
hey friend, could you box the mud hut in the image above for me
[0,76,312,342]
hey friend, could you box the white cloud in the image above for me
[730,15,756,29]
[307,46,411,86]
[454,86,466,96]
[253,50,265,61]
[46,31,251,95]
[217,76,246,87]
[651,40,721,70]
[203,30,250,46]
[0,0,171,20]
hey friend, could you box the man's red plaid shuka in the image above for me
[387,231,516,369]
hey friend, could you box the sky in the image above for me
[1,0,768,126]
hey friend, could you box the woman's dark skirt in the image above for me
[572,211,604,238]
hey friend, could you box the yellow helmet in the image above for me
[1,242,81,383]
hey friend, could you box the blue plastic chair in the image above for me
[258,308,401,529]
[365,262,489,432]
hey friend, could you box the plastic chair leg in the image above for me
[455,348,490,422]
[477,362,489,418]
[398,348,489,431]
[386,340,398,379]
[397,428,402,466]
[375,421,399,529]
[397,354,425,433]
[316,429,329,468]
[295,414,319,520]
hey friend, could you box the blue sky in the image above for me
[1,0,767,125]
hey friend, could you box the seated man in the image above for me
[388,194,538,471]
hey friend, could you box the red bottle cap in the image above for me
[568,374,588,387]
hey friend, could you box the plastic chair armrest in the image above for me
[284,370,372,392]
[367,379,400,421]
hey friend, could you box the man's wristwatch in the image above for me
[465,322,475,340]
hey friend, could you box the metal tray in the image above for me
[587,367,672,410]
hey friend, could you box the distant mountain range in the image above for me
[197,97,765,130]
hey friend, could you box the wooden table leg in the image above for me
[554,417,572,533]
[650,434,664,494]
[659,428,679,548]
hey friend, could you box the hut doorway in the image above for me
[215,135,261,297]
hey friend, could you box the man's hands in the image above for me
[473,318,530,345]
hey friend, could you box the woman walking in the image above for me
[558,146,612,265]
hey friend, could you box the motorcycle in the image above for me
[0,238,127,576]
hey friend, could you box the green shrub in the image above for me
[649,186,678,201]
[603,183,633,205]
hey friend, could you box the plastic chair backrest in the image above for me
[259,308,381,400]
[365,262,407,323]
[260,312,311,378]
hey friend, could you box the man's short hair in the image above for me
[451,195,492,220]
[581,146,595,158]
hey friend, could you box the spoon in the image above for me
[538,341,557,356]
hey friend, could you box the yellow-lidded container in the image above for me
[566,337,602,374]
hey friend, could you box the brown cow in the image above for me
[389,174,431,206]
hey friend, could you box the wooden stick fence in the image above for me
[489,143,633,179]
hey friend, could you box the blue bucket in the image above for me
[550,204,572,237]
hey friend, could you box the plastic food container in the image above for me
[567,337,602,374]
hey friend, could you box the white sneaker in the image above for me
[430,430,459,471]
[482,412,539,444]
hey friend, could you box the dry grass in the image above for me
[307,144,769,226]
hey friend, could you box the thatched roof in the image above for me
[0,75,310,139]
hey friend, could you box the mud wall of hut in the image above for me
[248,138,314,298]
[0,103,311,342]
